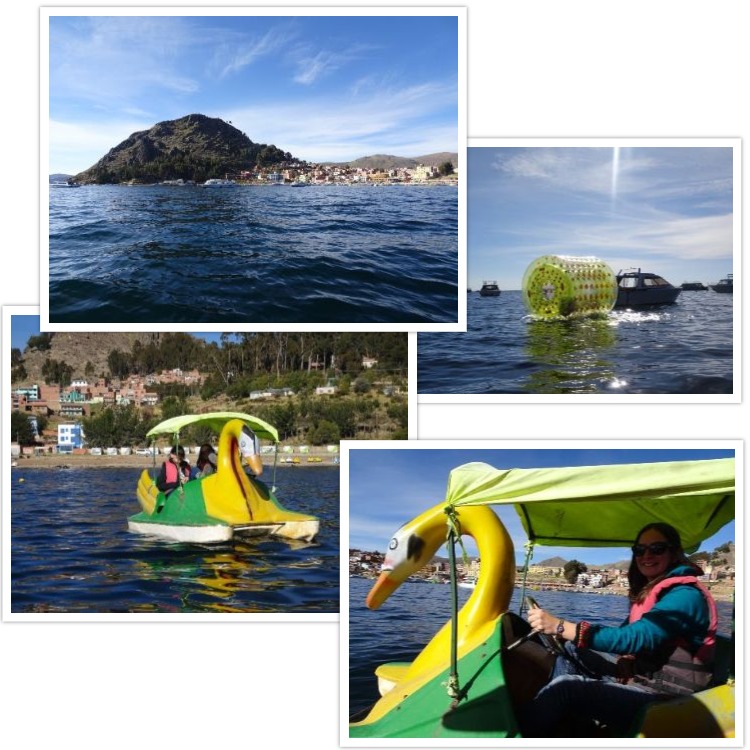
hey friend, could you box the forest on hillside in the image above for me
[11,332,409,447]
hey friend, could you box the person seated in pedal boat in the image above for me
[156,445,191,496]
[521,522,717,737]
[191,443,217,480]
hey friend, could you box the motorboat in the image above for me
[350,457,735,739]
[479,281,501,297]
[615,269,681,308]
[129,411,319,543]
[202,178,236,187]
[710,274,733,293]
[680,281,708,291]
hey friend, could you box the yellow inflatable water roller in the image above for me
[522,255,617,319]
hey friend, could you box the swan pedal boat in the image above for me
[129,412,319,544]
[350,457,735,738]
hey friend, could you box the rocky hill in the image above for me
[330,152,459,171]
[16,332,160,383]
[73,114,293,184]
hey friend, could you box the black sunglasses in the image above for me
[631,542,671,557]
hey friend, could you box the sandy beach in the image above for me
[11,447,339,469]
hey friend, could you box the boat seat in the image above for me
[500,612,556,709]
[709,633,734,685]
[374,662,411,696]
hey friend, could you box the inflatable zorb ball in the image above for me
[522,255,618,319]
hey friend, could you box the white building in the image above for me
[58,423,84,453]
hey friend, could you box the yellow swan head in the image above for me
[367,501,450,610]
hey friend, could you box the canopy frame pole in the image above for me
[446,524,461,703]
[271,442,279,493]
[518,539,535,616]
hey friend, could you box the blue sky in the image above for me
[468,146,734,291]
[48,13,459,174]
[348,447,736,565]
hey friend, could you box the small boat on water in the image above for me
[479,281,501,297]
[615,269,681,308]
[202,178,236,187]
[680,281,708,291]
[129,412,319,543]
[350,457,735,739]
[710,274,733,293]
[50,181,80,188]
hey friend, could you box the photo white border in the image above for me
[339,438,743,747]
[40,6,467,333]
[3,305,416,621]
[418,137,741,404]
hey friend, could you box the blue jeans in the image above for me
[521,642,660,737]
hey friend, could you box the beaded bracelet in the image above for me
[575,620,592,648]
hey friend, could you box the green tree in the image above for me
[309,419,341,445]
[107,349,132,379]
[11,363,27,383]
[41,358,73,387]
[352,377,371,395]
[27,333,53,351]
[438,161,454,176]
[84,361,96,378]
[11,411,37,445]
[160,395,189,421]
[563,560,587,584]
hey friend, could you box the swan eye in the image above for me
[388,538,398,550]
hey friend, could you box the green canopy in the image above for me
[445,458,734,552]
[146,412,279,443]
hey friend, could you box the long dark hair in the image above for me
[197,443,216,470]
[628,522,704,603]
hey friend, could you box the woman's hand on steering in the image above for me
[527,606,557,635]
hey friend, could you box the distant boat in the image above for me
[202,178,236,187]
[290,181,309,187]
[710,274,733,293]
[680,281,708,291]
[50,181,80,188]
[479,281,501,297]
[615,269,681,308]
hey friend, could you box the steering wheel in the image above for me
[525,595,566,656]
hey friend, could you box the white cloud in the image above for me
[225,79,457,161]
[49,117,152,173]
[214,27,294,78]
[51,17,202,112]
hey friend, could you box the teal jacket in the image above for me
[589,564,711,656]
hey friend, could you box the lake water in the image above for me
[418,289,733,394]
[347,578,734,716]
[48,185,458,324]
[10,466,339,614]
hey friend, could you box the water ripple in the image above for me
[49,185,458,324]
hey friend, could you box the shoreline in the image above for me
[11,451,339,470]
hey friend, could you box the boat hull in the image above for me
[350,614,734,738]
[131,418,319,543]
[615,287,681,308]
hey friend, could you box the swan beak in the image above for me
[245,454,263,476]
[366,571,398,610]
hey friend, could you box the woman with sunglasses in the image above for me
[520,522,718,736]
